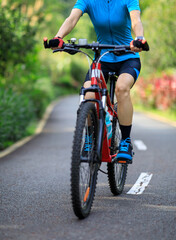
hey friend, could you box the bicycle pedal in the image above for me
[118,159,132,164]
[112,157,133,164]
[117,160,128,164]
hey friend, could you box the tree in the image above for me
[0,1,44,77]
[140,0,176,75]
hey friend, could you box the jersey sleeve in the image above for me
[73,0,88,14]
[127,0,140,12]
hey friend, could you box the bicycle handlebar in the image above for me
[44,37,131,51]
[43,37,149,56]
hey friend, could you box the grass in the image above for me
[26,120,39,136]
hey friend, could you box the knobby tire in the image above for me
[71,102,99,219]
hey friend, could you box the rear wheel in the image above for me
[107,103,128,195]
[71,102,99,219]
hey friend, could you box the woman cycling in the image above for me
[52,0,149,163]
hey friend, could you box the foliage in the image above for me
[139,0,153,12]
[133,73,176,114]
[0,0,53,150]
[0,1,44,77]
[0,88,35,150]
[140,0,176,76]
[132,0,176,118]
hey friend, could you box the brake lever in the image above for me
[53,46,80,54]
[110,49,135,56]
[125,50,135,54]
[53,49,64,53]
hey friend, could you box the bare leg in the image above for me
[84,75,134,126]
[83,81,95,99]
[114,73,134,162]
[115,73,134,126]
[83,81,95,126]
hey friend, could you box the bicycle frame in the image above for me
[79,62,118,164]
[46,40,136,164]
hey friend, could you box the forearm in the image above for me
[55,9,82,39]
[55,17,76,38]
[132,20,144,38]
[130,10,144,38]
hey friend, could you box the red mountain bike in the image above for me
[44,38,149,219]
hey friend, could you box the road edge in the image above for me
[0,98,60,159]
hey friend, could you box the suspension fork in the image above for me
[78,87,108,163]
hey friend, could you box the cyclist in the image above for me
[52,0,149,163]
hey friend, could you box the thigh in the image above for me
[101,59,141,85]
[116,73,135,90]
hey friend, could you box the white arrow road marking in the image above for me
[134,140,147,151]
[127,172,153,195]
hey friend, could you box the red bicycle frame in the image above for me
[80,62,118,163]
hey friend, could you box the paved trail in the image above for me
[0,95,176,240]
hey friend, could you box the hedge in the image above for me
[0,89,35,150]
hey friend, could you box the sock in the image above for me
[119,125,132,140]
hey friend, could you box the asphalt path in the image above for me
[0,95,176,240]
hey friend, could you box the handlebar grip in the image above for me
[43,37,65,49]
[43,37,50,48]
[133,40,149,51]
[49,38,60,48]
[142,41,149,51]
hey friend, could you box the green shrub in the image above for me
[28,88,50,119]
[0,89,35,150]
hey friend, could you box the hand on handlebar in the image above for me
[50,37,64,49]
[43,36,64,49]
[43,37,78,55]
[130,39,149,52]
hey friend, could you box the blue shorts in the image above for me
[85,58,141,83]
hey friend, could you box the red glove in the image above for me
[49,36,65,48]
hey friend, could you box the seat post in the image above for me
[109,72,117,105]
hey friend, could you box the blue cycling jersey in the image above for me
[73,0,141,62]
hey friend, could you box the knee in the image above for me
[115,84,130,101]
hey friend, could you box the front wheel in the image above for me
[71,102,99,219]
[107,103,128,195]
